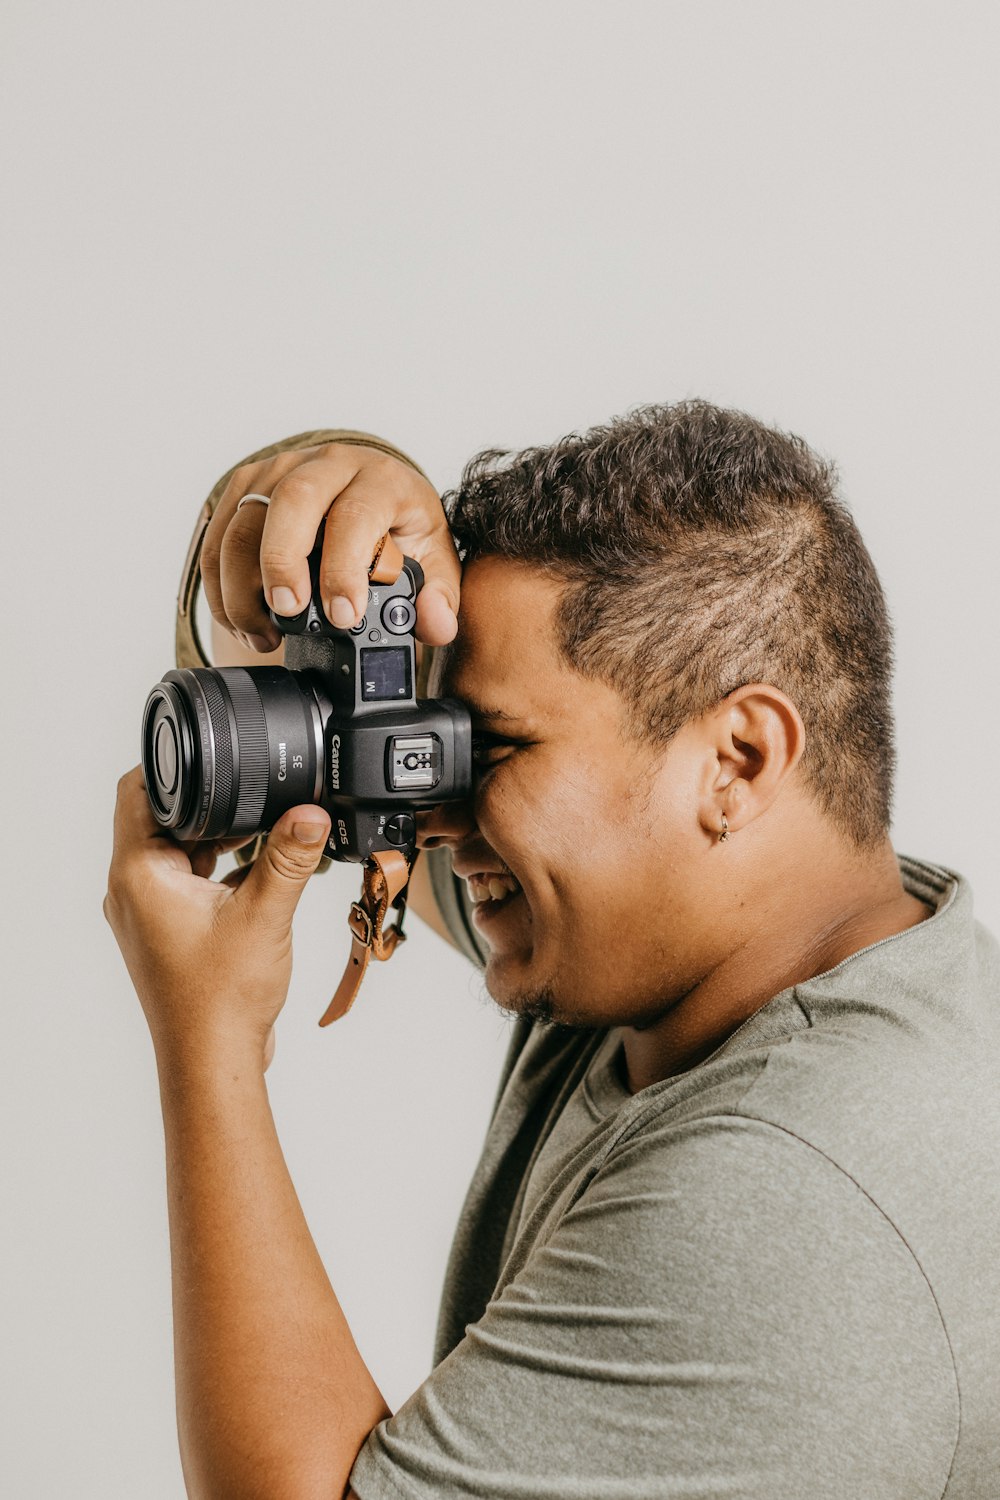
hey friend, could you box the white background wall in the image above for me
[2,3,997,1495]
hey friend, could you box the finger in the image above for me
[415,584,460,646]
[317,474,403,627]
[232,806,330,931]
[220,864,253,892]
[318,470,460,633]
[201,451,319,635]
[210,615,285,666]
[219,501,281,648]
[112,766,162,850]
[409,528,462,645]
[259,450,374,618]
[201,463,263,634]
[111,766,191,878]
[189,844,220,880]
[185,833,257,880]
[187,840,261,882]
[174,830,258,861]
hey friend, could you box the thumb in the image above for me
[236,807,330,929]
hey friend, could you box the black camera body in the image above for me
[141,529,472,864]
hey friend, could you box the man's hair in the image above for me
[443,400,895,847]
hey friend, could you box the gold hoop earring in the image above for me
[719,813,729,843]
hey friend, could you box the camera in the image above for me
[140,523,473,864]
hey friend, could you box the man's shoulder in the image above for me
[661,855,1000,1152]
[598,863,1000,1406]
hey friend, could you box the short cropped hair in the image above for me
[444,400,895,847]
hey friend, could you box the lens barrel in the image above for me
[141,667,324,841]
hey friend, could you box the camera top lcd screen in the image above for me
[360,647,412,702]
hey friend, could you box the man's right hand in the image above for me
[200,440,461,654]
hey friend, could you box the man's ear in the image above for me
[697,683,806,838]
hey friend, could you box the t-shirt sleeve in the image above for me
[349,1114,957,1500]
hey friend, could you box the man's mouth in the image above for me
[465,871,523,907]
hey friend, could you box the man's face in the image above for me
[421,555,714,1029]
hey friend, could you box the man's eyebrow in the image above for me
[461,700,523,725]
[438,657,526,724]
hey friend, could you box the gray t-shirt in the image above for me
[351,855,1000,1500]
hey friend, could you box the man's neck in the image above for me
[620,841,931,1093]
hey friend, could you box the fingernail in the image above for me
[246,632,278,653]
[293,819,328,844]
[270,586,299,616]
[327,596,357,629]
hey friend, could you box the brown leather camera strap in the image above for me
[319,848,413,1026]
[367,531,405,585]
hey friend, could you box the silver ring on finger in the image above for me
[236,492,271,513]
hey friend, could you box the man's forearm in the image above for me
[157,1043,389,1500]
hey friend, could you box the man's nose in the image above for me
[416,798,477,850]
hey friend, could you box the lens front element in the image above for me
[153,717,178,794]
[140,666,323,841]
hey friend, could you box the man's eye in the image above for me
[471,733,520,768]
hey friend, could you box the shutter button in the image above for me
[381,598,416,634]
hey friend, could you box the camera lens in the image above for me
[153,717,178,793]
[140,666,325,841]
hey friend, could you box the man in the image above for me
[106,402,1000,1499]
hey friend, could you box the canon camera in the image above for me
[140,524,473,864]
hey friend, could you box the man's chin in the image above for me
[502,986,558,1025]
[483,955,556,1024]
[485,969,600,1029]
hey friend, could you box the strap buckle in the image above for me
[347,901,374,948]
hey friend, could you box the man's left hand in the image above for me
[104,767,330,1066]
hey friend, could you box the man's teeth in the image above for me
[468,874,521,905]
